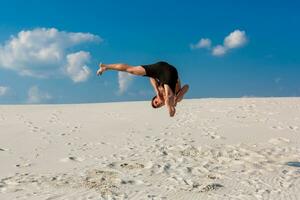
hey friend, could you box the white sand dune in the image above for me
[0,98,300,200]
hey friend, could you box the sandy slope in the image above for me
[0,98,300,200]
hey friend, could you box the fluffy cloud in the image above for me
[27,85,52,104]
[192,29,247,56]
[224,30,247,49]
[0,86,9,96]
[0,28,101,81]
[212,45,227,56]
[190,38,211,49]
[65,51,91,83]
[212,29,247,56]
[117,72,134,95]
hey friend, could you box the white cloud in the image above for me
[212,45,227,56]
[27,85,52,104]
[65,51,91,83]
[224,30,247,49]
[212,29,247,56]
[0,86,9,96]
[192,29,247,56]
[0,27,101,82]
[190,38,211,49]
[117,72,134,95]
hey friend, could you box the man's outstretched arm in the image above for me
[97,63,146,76]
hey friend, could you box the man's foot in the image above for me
[96,63,107,76]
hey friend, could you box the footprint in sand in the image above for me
[272,125,299,131]
[199,183,224,192]
[15,163,32,168]
[202,130,223,140]
[161,131,172,136]
[108,161,146,171]
[22,119,45,134]
[48,110,62,124]
[271,125,284,130]
[69,125,81,133]
[82,169,123,196]
[0,147,8,152]
[60,156,85,162]
[288,125,299,131]
[235,115,248,120]
[268,137,290,145]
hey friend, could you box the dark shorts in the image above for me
[141,61,178,93]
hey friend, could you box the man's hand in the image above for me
[169,104,176,117]
[165,96,176,117]
[164,84,176,117]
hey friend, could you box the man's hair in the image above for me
[151,95,158,108]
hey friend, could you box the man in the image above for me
[97,61,189,117]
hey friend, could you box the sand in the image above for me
[0,98,300,200]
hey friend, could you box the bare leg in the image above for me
[97,63,146,76]
[175,78,182,94]
[174,84,189,105]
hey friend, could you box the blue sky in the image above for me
[0,0,299,104]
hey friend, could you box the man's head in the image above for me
[151,95,164,108]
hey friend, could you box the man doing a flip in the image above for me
[97,61,189,117]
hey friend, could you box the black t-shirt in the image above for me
[141,61,178,94]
